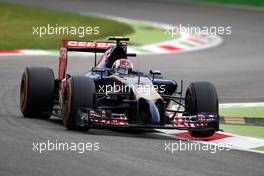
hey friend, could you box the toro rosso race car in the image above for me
[20,37,219,137]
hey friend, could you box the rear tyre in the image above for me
[185,82,219,137]
[63,76,95,131]
[20,67,55,119]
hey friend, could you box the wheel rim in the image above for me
[185,86,193,114]
[63,80,72,126]
[20,71,28,111]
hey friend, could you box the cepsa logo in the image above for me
[67,41,115,49]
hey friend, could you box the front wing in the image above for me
[77,108,218,131]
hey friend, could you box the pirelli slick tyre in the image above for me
[20,67,55,119]
[63,76,96,131]
[185,82,219,138]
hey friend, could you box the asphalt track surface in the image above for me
[0,0,264,176]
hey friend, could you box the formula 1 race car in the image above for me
[20,37,219,137]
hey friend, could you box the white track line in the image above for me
[220,102,264,108]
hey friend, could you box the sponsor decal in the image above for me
[67,41,115,49]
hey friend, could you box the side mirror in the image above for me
[149,70,161,75]
[149,70,162,80]
[111,53,137,57]
[92,67,105,72]
[92,67,105,78]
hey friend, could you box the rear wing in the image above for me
[63,40,116,53]
[58,40,127,80]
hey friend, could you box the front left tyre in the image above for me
[185,82,219,138]
[20,67,55,118]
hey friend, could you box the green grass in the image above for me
[221,124,264,139]
[254,146,264,151]
[0,3,134,49]
[195,0,264,7]
[220,107,264,118]
[127,23,180,46]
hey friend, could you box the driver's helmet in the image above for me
[112,58,134,74]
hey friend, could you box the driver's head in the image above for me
[112,58,134,74]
